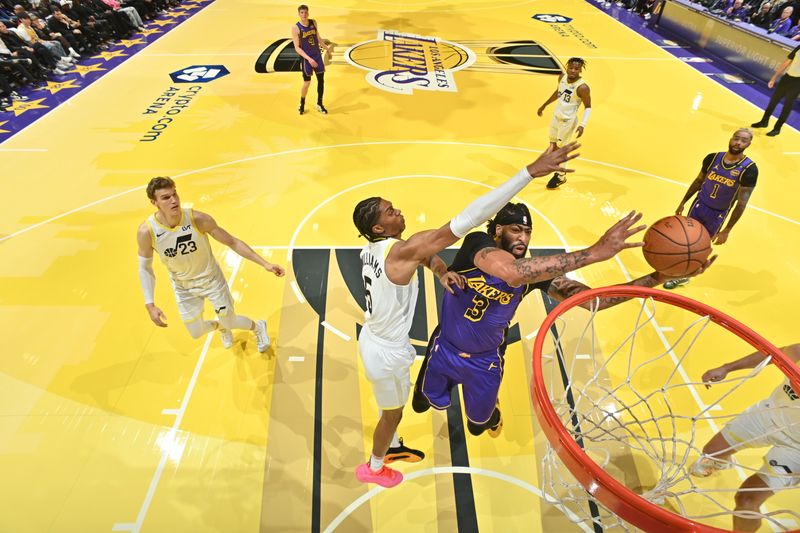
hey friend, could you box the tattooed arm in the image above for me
[547,273,664,310]
[473,212,646,286]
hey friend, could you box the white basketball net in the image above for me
[536,294,800,532]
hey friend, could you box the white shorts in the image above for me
[358,326,415,410]
[549,115,578,147]
[172,273,234,323]
[721,401,800,490]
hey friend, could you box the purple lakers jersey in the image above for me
[698,152,755,211]
[439,233,550,355]
[296,21,323,62]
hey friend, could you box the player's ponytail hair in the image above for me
[146,176,176,200]
[353,197,383,242]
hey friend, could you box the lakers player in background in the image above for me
[136,177,285,352]
[537,57,592,190]
[351,143,580,488]
[292,4,332,115]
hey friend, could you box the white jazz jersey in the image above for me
[360,238,419,344]
[553,76,586,120]
[147,208,223,286]
[766,378,800,441]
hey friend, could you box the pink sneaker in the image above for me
[355,463,403,488]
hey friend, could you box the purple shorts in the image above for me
[688,201,728,237]
[420,331,503,424]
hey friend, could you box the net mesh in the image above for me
[534,289,800,532]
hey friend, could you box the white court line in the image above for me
[322,466,594,533]
[112,254,244,533]
[785,152,800,155]
[575,354,592,360]
[525,328,540,340]
[289,280,306,304]
[160,409,179,416]
[288,356,305,362]
[321,321,351,341]
[4,141,798,244]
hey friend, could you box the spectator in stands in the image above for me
[0,20,66,75]
[725,0,751,20]
[751,2,774,27]
[98,0,144,30]
[0,69,29,110]
[13,12,76,67]
[768,5,794,33]
[0,28,46,79]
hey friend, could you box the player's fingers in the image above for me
[622,241,645,249]
[626,224,647,236]
[556,166,576,174]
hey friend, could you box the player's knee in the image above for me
[381,408,403,425]
[734,486,767,510]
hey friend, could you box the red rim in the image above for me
[531,285,800,533]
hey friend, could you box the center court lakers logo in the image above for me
[344,30,476,95]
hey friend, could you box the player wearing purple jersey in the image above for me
[291,4,331,115]
[412,204,715,437]
[665,128,758,289]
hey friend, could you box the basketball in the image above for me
[642,216,712,277]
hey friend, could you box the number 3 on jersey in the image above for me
[464,294,489,322]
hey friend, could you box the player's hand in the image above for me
[701,366,728,388]
[675,205,684,215]
[309,58,318,69]
[526,141,581,178]
[536,107,544,117]
[146,304,168,327]
[575,126,585,138]
[713,230,729,245]
[768,79,775,89]
[438,271,466,294]
[589,211,646,261]
[265,263,286,277]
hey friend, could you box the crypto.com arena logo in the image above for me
[344,30,476,95]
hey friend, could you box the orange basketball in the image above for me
[642,216,711,277]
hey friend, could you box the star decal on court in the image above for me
[137,28,163,37]
[37,78,82,95]
[68,63,108,77]
[0,120,10,134]
[118,38,146,48]
[168,10,188,16]
[92,49,129,61]
[149,18,177,27]
[6,98,49,116]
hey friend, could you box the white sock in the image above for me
[390,434,401,448]
[369,454,384,472]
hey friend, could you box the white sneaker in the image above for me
[254,320,270,352]
[69,49,81,58]
[220,328,234,349]
[690,456,729,478]
[52,68,66,76]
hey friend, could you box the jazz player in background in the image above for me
[693,343,800,532]
[537,57,592,190]
[411,203,713,437]
[351,144,580,488]
[291,4,332,115]
[666,128,758,289]
[136,177,285,351]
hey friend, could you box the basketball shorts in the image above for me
[688,201,727,237]
[549,115,578,147]
[358,326,416,410]
[172,273,234,323]
[420,331,503,424]
[301,56,324,80]
[721,400,800,490]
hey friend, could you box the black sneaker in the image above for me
[316,103,328,114]
[411,386,430,413]
[663,277,689,290]
[546,173,566,190]
[750,120,768,128]
[298,103,305,115]
[766,128,781,137]
[384,437,425,464]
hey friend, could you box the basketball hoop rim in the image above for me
[530,285,800,533]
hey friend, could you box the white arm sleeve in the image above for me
[138,255,156,305]
[449,167,533,238]
[581,107,592,127]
